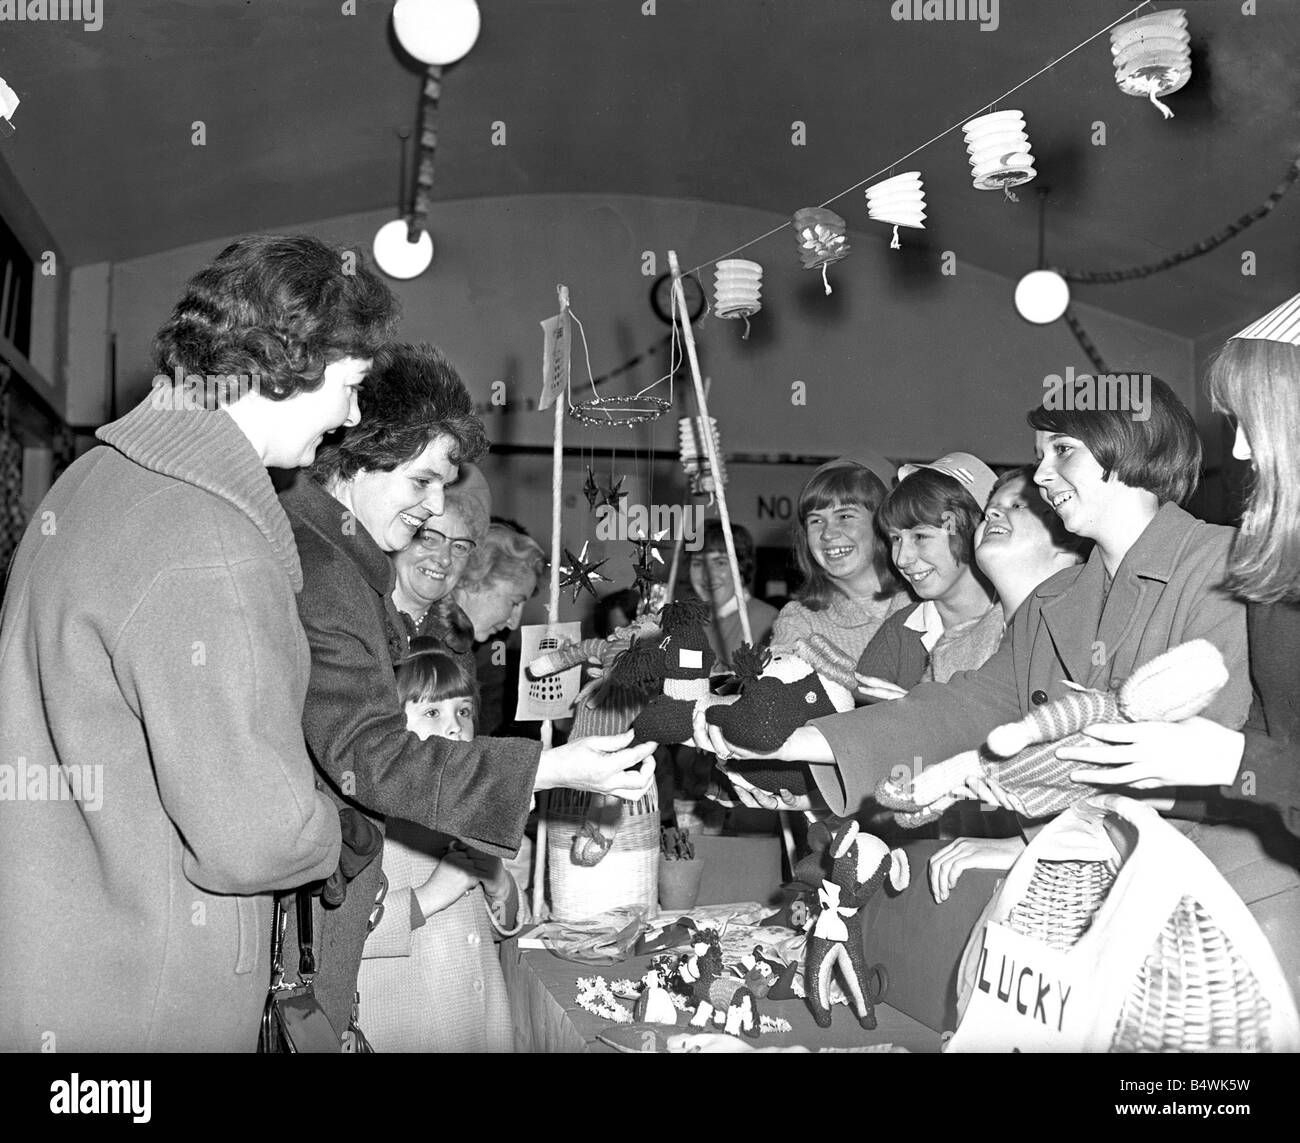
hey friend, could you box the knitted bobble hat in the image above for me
[658,598,716,681]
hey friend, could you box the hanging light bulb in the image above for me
[712,259,763,337]
[963,111,1036,201]
[678,415,726,502]
[1110,8,1191,119]
[792,207,850,295]
[1015,270,1070,324]
[372,218,434,279]
[865,171,927,250]
[392,0,482,66]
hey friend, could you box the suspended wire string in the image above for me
[681,0,1154,279]
[1063,308,1111,374]
[1055,153,1300,283]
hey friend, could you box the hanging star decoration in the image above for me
[629,527,669,603]
[583,466,603,511]
[596,475,628,511]
[559,541,611,603]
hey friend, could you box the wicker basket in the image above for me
[950,796,1299,1052]
[546,787,659,922]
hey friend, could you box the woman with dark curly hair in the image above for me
[0,233,393,1051]
[277,343,657,1038]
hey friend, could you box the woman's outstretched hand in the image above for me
[1058,716,1245,791]
[535,731,657,800]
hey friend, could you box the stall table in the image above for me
[501,938,942,1053]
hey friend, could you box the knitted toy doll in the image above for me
[705,645,855,794]
[805,819,908,1030]
[874,639,1229,826]
[633,963,680,1026]
[526,615,663,867]
[620,597,717,747]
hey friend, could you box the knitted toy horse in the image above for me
[806,820,908,1030]
[706,645,855,794]
[874,639,1229,826]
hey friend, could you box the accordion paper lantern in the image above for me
[1110,8,1191,119]
[712,259,763,336]
[678,415,726,500]
[962,111,1036,199]
[865,171,927,250]
[792,207,850,295]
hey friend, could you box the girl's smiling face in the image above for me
[887,515,964,600]
[404,695,475,742]
[975,473,1062,567]
[1032,430,1122,542]
[804,500,876,583]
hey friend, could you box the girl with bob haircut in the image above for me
[357,639,524,1053]
[856,459,1000,700]
[769,457,910,694]
[1054,297,1300,993]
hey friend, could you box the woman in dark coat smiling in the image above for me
[278,341,655,1037]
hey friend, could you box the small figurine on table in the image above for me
[677,929,725,1029]
[633,963,680,1026]
[805,820,908,1031]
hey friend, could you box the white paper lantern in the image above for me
[678,416,726,500]
[866,171,927,250]
[1015,269,1070,325]
[393,0,481,67]
[963,111,1036,198]
[1110,8,1191,119]
[712,259,763,335]
[372,218,434,279]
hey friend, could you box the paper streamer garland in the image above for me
[963,111,1036,201]
[792,207,850,295]
[865,171,927,250]
[1110,8,1191,120]
[713,259,763,338]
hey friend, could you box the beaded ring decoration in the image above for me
[567,394,671,427]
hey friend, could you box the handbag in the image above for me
[947,794,1300,1053]
[257,887,342,1053]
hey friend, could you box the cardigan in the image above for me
[277,472,542,1036]
[811,503,1251,818]
[1224,600,1300,837]
[770,590,912,692]
[0,396,342,1051]
[858,600,1005,692]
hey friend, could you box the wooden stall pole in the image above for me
[667,251,751,646]
[531,283,570,923]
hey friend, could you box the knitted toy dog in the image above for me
[625,597,717,747]
[805,820,908,1030]
[705,645,855,794]
[874,639,1229,826]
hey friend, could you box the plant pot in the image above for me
[659,857,705,911]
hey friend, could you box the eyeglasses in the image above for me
[413,527,476,560]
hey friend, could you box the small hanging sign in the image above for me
[538,297,571,410]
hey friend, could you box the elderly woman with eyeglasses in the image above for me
[391,472,490,649]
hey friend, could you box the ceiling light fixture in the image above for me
[1015,187,1070,325]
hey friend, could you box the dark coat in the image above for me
[1227,601,1300,837]
[811,503,1251,817]
[277,473,541,1035]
